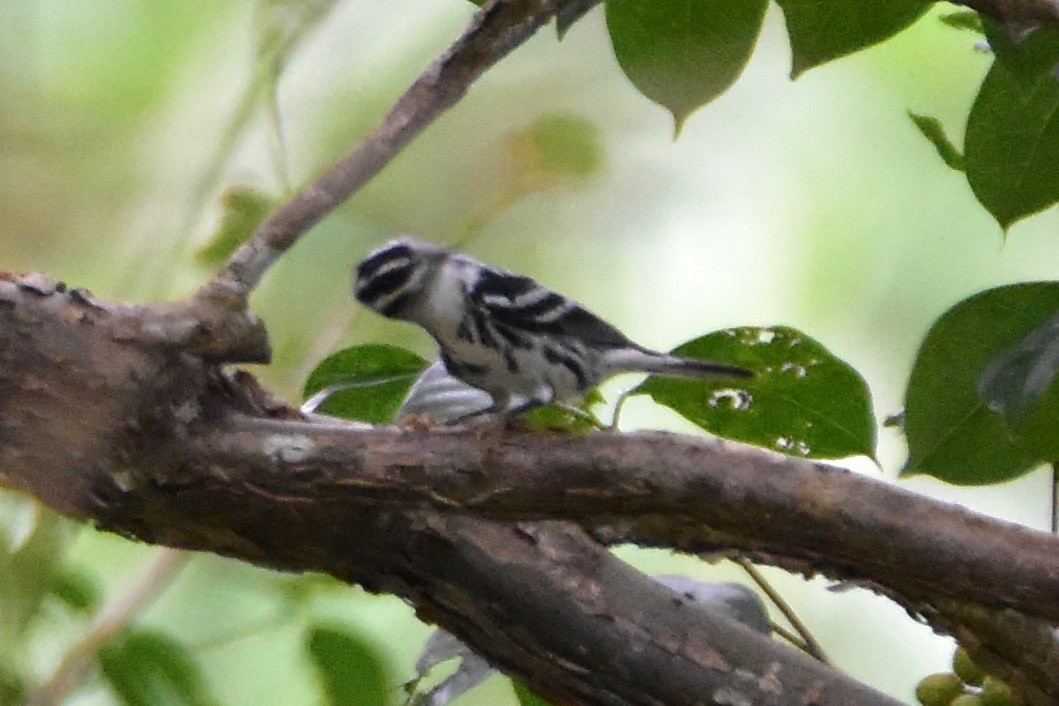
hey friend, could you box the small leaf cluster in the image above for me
[915,647,1024,706]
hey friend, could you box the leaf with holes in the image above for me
[635,327,876,460]
[606,0,768,133]
[903,282,1059,484]
[775,0,929,77]
[303,344,428,424]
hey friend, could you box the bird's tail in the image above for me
[604,348,753,380]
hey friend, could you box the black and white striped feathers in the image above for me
[354,237,751,417]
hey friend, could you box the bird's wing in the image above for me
[469,268,634,348]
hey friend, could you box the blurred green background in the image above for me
[1,0,1058,704]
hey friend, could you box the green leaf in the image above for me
[49,568,101,614]
[0,662,25,706]
[303,344,429,424]
[606,0,768,134]
[775,0,929,77]
[979,310,1059,423]
[965,59,1059,229]
[635,327,876,460]
[907,111,965,171]
[983,18,1059,80]
[306,625,391,706]
[0,508,69,644]
[903,282,1059,484]
[939,10,984,35]
[512,681,558,706]
[98,629,220,706]
[525,388,605,433]
[195,187,278,266]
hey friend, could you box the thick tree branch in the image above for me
[0,277,1056,703]
[198,0,595,305]
[173,415,1059,626]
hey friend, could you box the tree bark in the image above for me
[1,271,1056,704]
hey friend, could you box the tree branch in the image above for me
[168,415,1059,626]
[197,0,595,306]
[0,277,1055,702]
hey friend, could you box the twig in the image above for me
[28,549,190,706]
[198,0,595,305]
[733,556,830,664]
[768,621,815,657]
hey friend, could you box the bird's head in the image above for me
[353,236,450,320]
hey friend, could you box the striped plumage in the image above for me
[354,237,751,419]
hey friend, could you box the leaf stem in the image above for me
[733,556,830,665]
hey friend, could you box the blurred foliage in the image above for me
[306,625,393,706]
[99,629,221,706]
[196,187,279,266]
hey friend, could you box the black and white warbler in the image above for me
[353,237,752,420]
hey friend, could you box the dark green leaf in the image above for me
[556,0,596,39]
[49,568,101,614]
[939,10,984,35]
[903,283,1059,484]
[98,629,219,706]
[512,681,558,706]
[195,187,278,266]
[635,327,876,460]
[979,310,1059,423]
[303,344,429,424]
[0,662,24,706]
[907,111,965,171]
[606,0,768,133]
[965,59,1059,229]
[775,0,929,77]
[306,625,391,706]
[983,18,1059,80]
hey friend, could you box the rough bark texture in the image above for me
[0,275,913,706]
[1,272,1057,705]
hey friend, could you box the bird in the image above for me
[353,236,752,421]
